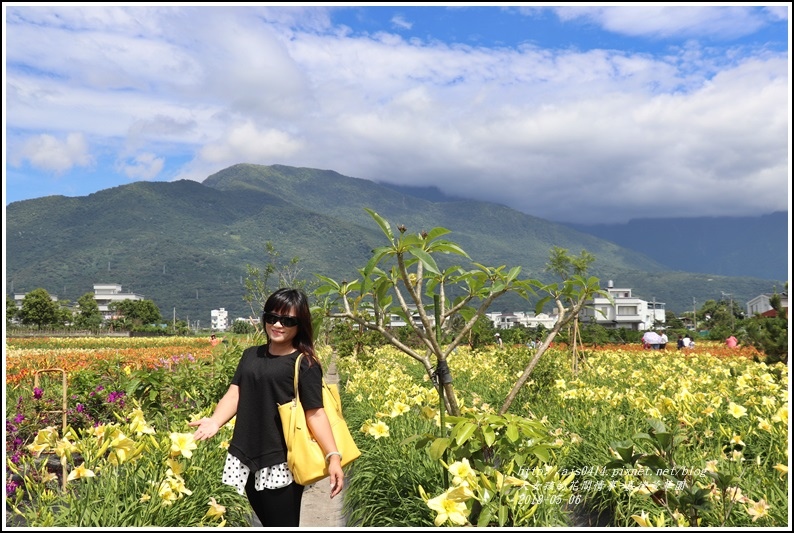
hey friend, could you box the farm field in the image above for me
[4,336,789,527]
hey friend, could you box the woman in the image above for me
[189,288,343,526]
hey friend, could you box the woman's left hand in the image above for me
[327,456,344,498]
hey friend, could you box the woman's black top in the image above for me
[227,345,323,473]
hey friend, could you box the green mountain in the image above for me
[5,164,784,323]
[565,212,788,281]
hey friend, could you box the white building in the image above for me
[211,308,229,331]
[746,291,788,317]
[486,311,558,330]
[93,283,144,321]
[578,280,665,331]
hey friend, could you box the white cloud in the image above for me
[3,5,789,223]
[197,122,304,165]
[552,6,769,40]
[10,133,93,174]
[118,153,165,181]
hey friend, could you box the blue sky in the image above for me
[3,3,791,223]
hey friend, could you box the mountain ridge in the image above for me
[5,163,786,322]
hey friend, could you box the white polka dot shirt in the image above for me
[221,453,293,494]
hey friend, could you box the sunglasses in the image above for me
[263,312,299,328]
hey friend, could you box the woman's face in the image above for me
[265,306,299,346]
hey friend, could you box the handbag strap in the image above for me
[290,353,338,410]
[291,353,304,402]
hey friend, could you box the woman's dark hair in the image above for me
[263,288,317,363]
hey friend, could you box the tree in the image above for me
[18,288,59,329]
[744,292,788,365]
[315,208,538,416]
[499,249,605,414]
[243,241,306,321]
[542,246,597,378]
[110,299,162,327]
[55,301,74,327]
[74,292,102,329]
[6,295,18,325]
[231,319,256,335]
[665,310,685,330]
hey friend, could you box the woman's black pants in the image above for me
[245,476,305,526]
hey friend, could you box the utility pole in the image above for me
[692,298,697,332]
[722,292,734,331]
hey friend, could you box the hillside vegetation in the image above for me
[6,164,784,322]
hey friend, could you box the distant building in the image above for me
[577,280,665,331]
[746,291,788,317]
[211,308,229,331]
[486,311,558,330]
[93,283,144,321]
[13,291,58,307]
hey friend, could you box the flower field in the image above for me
[4,336,789,527]
[337,342,789,527]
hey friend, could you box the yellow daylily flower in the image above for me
[389,401,410,417]
[772,463,787,478]
[129,409,156,436]
[108,432,138,465]
[367,420,390,439]
[427,485,473,526]
[205,497,226,519]
[448,458,475,485]
[746,499,770,522]
[771,405,788,423]
[756,417,772,431]
[27,426,59,457]
[139,493,151,503]
[631,511,651,527]
[420,406,437,420]
[169,432,198,458]
[724,486,748,503]
[67,463,95,481]
[727,402,747,418]
[166,457,184,476]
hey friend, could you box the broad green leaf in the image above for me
[428,437,451,461]
[453,422,478,446]
[408,247,441,275]
[365,208,394,241]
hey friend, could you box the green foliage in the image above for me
[342,415,441,526]
[242,240,309,319]
[7,410,251,527]
[7,164,780,327]
[7,294,19,324]
[466,315,498,350]
[743,293,788,364]
[605,419,747,527]
[19,288,60,329]
[230,319,255,334]
[74,293,102,330]
[110,299,163,327]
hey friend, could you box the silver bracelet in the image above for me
[325,451,342,463]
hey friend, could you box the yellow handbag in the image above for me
[278,353,361,486]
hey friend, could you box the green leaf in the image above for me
[365,208,394,241]
[482,425,496,447]
[428,437,451,461]
[505,423,519,442]
[453,422,478,446]
[408,247,441,275]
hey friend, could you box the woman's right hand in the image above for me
[188,418,220,441]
